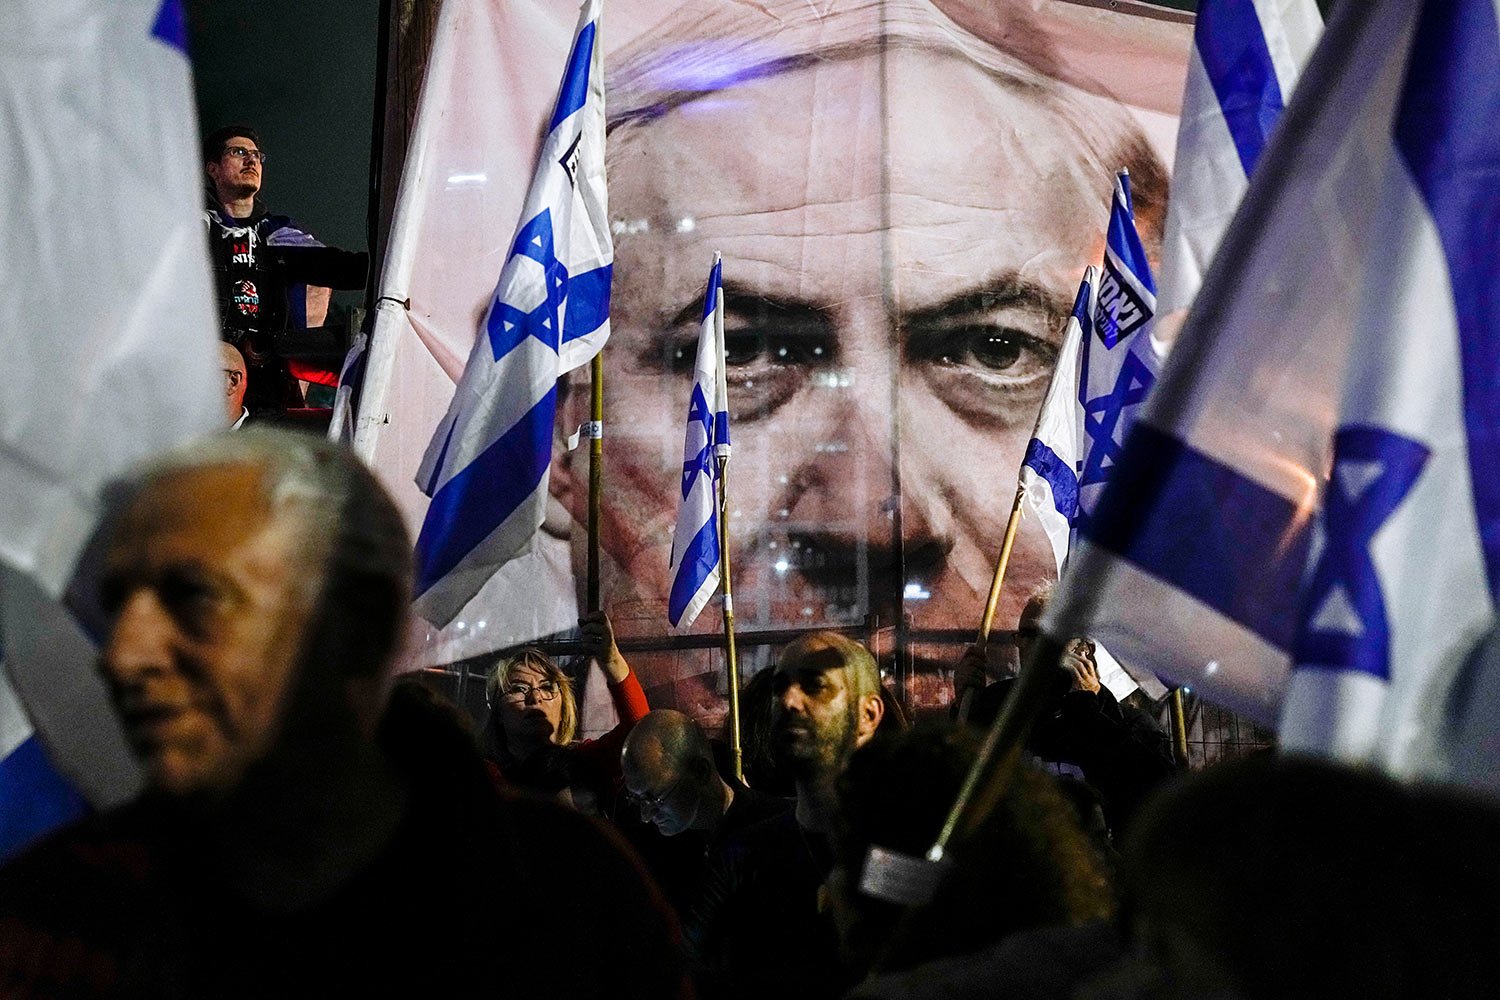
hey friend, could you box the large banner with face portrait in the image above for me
[356,0,1191,724]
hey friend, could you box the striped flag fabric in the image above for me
[668,255,731,630]
[1079,170,1161,528]
[0,0,221,857]
[1020,267,1093,575]
[412,0,612,628]
[1158,0,1322,317]
[1044,0,1500,774]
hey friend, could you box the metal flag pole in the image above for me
[586,354,604,612]
[957,482,1027,721]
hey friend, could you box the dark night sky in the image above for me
[187,1,379,266]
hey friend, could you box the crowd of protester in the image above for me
[3,121,1500,998]
[3,423,1499,998]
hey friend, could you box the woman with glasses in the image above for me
[481,610,649,811]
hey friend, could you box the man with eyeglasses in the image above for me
[202,124,366,414]
[621,710,789,918]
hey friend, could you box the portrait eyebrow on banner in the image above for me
[548,0,1179,719]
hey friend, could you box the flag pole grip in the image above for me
[716,454,744,782]
[958,483,1027,722]
[586,354,604,613]
[930,632,1065,861]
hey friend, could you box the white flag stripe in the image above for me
[1158,0,1321,316]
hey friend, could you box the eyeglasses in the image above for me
[625,775,684,813]
[223,146,267,164]
[499,680,561,703]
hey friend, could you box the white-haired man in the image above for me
[0,430,687,998]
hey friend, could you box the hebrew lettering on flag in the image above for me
[1079,171,1160,526]
[669,255,731,630]
[1044,0,1500,777]
[412,0,612,628]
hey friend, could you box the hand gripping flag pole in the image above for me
[958,268,1095,723]
[669,255,742,778]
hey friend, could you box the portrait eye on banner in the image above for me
[361,0,1192,727]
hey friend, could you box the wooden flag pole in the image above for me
[957,482,1027,722]
[1169,688,1190,766]
[716,454,744,782]
[586,354,604,613]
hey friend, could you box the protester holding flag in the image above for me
[479,610,650,811]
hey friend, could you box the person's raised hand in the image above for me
[953,643,988,697]
[580,610,630,683]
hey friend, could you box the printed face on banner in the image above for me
[546,3,1180,717]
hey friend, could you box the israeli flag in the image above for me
[1020,267,1093,574]
[1158,0,1322,316]
[1044,0,1500,776]
[413,0,613,628]
[668,256,731,630]
[0,0,220,857]
[1079,171,1160,526]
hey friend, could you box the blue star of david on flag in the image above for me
[1076,170,1159,525]
[682,385,716,499]
[1294,427,1430,681]
[411,0,613,628]
[669,255,732,629]
[1080,351,1155,499]
[487,210,569,358]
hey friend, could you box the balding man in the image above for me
[623,710,786,841]
[622,710,788,918]
[220,341,249,427]
[0,430,687,999]
[690,633,886,1000]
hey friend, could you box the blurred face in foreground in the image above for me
[557,45,1116,713]
[97,464,314,798]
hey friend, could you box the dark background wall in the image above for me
[187,0,380,294]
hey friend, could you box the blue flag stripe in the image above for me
[1081,424,1311,652]
[561,263,613,344]
[151,0,189,55]
[549,20,596,131]
[1393,0,1500,603]
[415,390,556,595]
[701,259,722,322]
[668,515,720,626]
[1023,438,1080,520]
[0,736,88,862]
[1197,0,1286,176]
